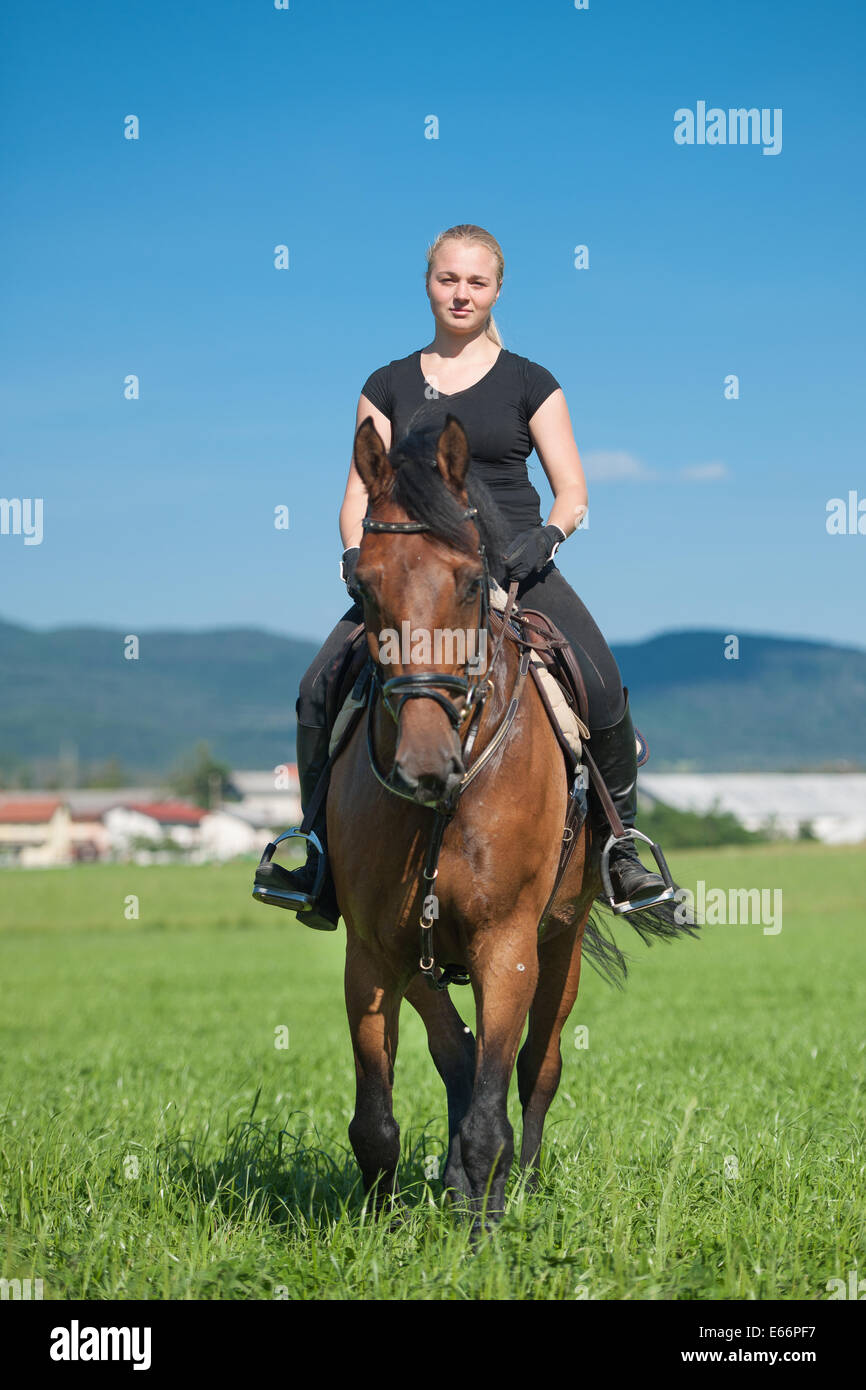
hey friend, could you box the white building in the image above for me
[199,810,264,860]
[639,773,866,844]
[228,767,302,830]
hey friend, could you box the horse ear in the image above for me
[353,417,393,500]
[435,414,470,495]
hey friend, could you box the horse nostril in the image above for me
[391,761,419,796]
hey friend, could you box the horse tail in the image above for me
[581,892,701,988]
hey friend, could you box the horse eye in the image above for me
[462,575,483,602]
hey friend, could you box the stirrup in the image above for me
[600,828,676,917]
[252,828,325,911]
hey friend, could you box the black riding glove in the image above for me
[340,547,362,604]
[502,524,566,584]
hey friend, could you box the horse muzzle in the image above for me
[390,753,465,813]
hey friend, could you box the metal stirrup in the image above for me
[600,828,677,917]
[255,827,326,906]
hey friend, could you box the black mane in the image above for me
[385,418,505,581]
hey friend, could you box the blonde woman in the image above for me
[261,224,671,929]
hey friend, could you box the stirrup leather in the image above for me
[252,828,325,911]
[600,828,677,917]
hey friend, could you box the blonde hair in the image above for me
[425,224,505,348]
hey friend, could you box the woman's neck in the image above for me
[422,325,500,363]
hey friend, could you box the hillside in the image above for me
[0,617,863,777]
[613,630,866,770]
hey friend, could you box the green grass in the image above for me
[1,843,864,1300]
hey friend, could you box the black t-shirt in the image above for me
[360,347,561,540]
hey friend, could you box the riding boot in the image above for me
[252,722,341,931]
[589,694,675,914]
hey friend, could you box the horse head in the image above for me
[352,414,490,814]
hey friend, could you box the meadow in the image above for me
[0,843,863,1300]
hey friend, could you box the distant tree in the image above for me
[82,757,127,789]
[0,757,32,790]
[168,742,233,809]
[637,798,770,849]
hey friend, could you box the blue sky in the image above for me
[1,0,864,648]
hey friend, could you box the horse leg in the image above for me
[404,976,475,1198]
[456,930,539,1231]
[344,933,403,1210]
[516,913,588,1187]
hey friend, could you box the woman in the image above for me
[261,224,671,929]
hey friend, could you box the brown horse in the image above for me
[328,415,691,1229]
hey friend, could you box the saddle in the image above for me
[487,587,590,776]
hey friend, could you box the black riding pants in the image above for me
[296,561,625,731]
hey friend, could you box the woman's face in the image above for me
[426,241,500,336]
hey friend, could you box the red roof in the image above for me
[0,798,63,824]
[126,800,207,825]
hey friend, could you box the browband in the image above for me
[362,506,478,535]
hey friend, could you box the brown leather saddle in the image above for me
[501,605,590,773]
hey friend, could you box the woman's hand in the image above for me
[502,524,566,583]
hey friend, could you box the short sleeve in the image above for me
[360,362,393,418]
[523,358,561,419]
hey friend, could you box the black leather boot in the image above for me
[252,722,341,931]
[589,695,675,915]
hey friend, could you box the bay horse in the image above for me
[328,414,691,1229]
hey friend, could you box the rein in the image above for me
[361,507,521,989]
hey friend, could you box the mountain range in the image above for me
[1,617,863,777]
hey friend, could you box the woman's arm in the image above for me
[528,388,588,538]
[339,394,392,549]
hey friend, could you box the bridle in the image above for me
[362,505,517,814]
[361,507,494,737]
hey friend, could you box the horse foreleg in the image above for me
[404,976,475,1197]
[516,912,588,1186]
[456,927,539,1230]
[344,933,403,1210]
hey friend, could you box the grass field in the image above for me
[1,843,864,1300]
